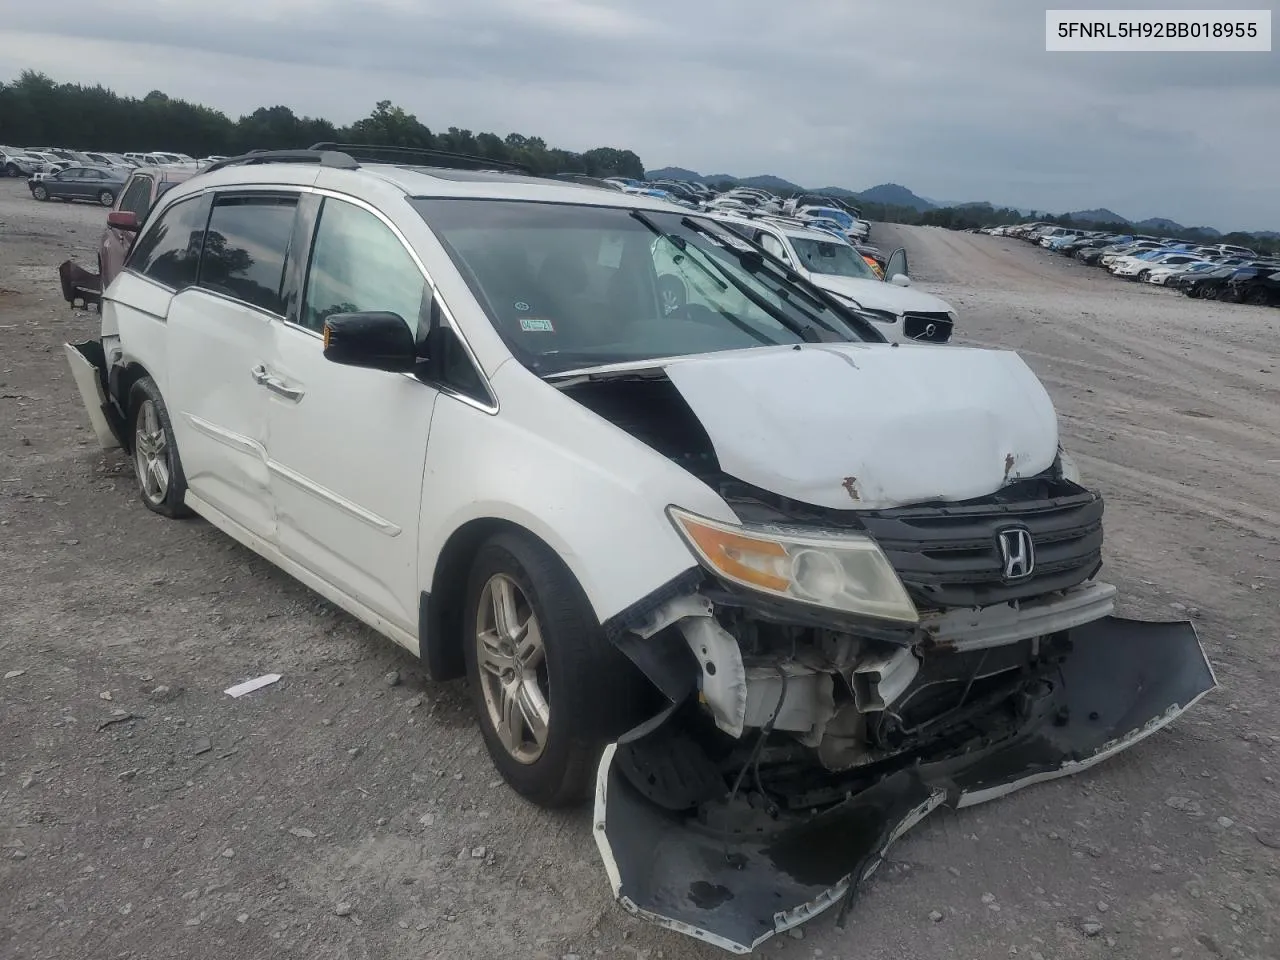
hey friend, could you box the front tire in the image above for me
[32,184,48,201]
[130,377,192,518]
[463,531,651,808]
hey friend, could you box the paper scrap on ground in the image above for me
[224,673,282,698]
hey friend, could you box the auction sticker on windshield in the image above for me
[1046,9,1271,51]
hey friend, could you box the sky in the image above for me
[2,0,1276,231]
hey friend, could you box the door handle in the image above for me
[250,364,305,402]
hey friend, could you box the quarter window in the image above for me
[300,197,426,335]
[127,195,208,291]
[198,194,298,315]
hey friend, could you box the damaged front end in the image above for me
[595,488,1215,953]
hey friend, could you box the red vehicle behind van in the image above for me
[59,164,198,307]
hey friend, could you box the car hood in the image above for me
[806,275,954,316]
[660,342,1059,511]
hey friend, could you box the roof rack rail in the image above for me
[307,142,531,174]
[202,149,359,174]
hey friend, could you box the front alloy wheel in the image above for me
[32,185,48,201]
[462,531,653,808]
[475,573,550,764]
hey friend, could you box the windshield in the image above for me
[412,199,881,375]
[808,208,853,228]
[788,236,880,279]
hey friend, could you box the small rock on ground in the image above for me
[334,902,353,917]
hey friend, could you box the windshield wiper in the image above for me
[664,216,841,343]
[629,211,774,346]
[678,217,836,318]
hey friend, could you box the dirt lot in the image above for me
[1,181,1278,960]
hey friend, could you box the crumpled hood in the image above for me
[663,343,1059,511]
[808,274,954,316]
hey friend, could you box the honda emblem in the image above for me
[997,527,1035,581]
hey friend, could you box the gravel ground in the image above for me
[1,180,1278,960]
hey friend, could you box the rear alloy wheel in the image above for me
[98,190,115,207]
[32,184,48,201]
[130,377,192,519]
[463,531,652,808]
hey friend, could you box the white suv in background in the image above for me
[710,212,959,343]
[63,146,1211,952]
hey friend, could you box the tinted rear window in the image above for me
[197,194,298,314]
[128,195,208,290]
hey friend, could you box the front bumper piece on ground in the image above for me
[63,339,125,451]
[593,615,1215,954]
[59,259,102,308]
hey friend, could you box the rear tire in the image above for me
[129,377,192,519]
[98,190,115,207]
[462,531,652,808]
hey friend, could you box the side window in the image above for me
[118,175,153,218]
[127,195,208,291]
[300,197,426,335]
[759,233,789,262]
[198,194,298,315]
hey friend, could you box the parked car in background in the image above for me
[1,147,42,177]
[709,212,957,343]
[1227,269,1280,305]
[58,163,200,307]
[1112,251,1201,279]
[83,151,136,170]
[29,164,129,206]
[1145,260,1216,285]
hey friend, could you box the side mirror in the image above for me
[322,311,419,373]
[107,210,138,231]
[890,273,911,287]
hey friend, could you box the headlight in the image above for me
[1058,448,1082,483]
[667,507,919,623]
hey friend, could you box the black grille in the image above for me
[857,483,1104,609]
[902,312,953,343]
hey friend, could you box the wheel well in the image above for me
[113,362,152,451]
[421,518,555,682]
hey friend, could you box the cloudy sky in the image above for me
[2,0,1276,230]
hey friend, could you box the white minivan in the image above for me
[64,146,1212,953]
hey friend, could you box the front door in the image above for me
[884,247,909,282]
[264,194,437,635]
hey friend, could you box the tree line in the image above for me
[4,70,1270,253]
[0,71,646,180]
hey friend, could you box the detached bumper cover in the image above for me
[59,259,102,306]
[594,616,1215,954]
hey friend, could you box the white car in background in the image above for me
[709,213,958,343]
[1145,260,1217,285]
[1111,251,1200,279]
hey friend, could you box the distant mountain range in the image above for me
[643,167,1275,239]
